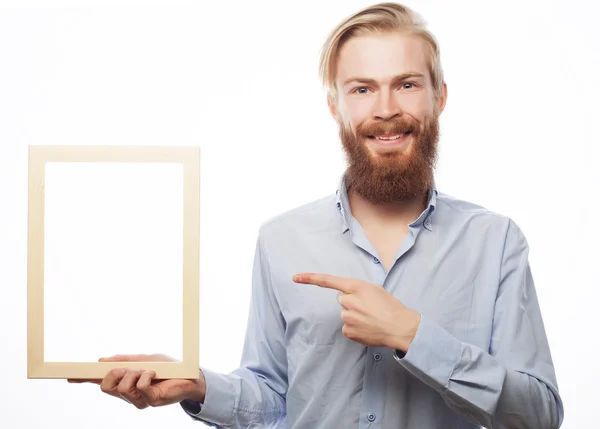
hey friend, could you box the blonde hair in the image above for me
[319,2,444,102]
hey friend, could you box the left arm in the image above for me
[393,224,563,428]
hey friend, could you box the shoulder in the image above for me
[435,191,526,245]
[256,193,338,242]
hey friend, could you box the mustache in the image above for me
[356,118,418,138]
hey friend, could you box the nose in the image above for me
[373,90,402,121]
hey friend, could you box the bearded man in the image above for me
[72,3,563,428]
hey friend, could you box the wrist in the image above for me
[186,370,206,403]
[387,310,421,353]
[187,388,205,404]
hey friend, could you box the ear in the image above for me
[436,82,448,114]
[327,94,340,122]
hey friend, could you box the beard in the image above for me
[339,112,440,204]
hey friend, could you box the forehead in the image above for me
[335,32,430,84]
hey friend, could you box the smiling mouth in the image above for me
[367,132,412,142]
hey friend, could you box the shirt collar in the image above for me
[335,173,438,234]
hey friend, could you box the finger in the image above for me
[337,293,360,310]
[67,378,102,384]
[100,368,127,396]
[99,354,149,362]
[337,292,345,307]
[341,309,361,325]
[341,324,361,342]
[117,369,147,409]
[342,324,352,338]
[292,273,354,294]
[137,371,160,406]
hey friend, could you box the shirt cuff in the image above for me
[393,313,462,393]
[180,398,202,415]
[179,367,235,426]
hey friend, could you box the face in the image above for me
[328,31,447,204]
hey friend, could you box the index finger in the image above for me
[292,273,355,294]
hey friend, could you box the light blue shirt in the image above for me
[180,174,563,428]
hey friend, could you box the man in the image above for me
[70,2,564,428]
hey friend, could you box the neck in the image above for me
[347,185,429,228]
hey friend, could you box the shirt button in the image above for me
[373,353,382,362]
[373,257,380,264]
[367,413,376,422]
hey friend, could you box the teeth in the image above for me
[376,134,404,140]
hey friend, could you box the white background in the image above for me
[0,0,598,428]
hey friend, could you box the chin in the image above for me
[367,140,412,156]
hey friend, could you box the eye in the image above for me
[353,87,370,95]
[400,82,416,90]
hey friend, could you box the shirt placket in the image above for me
[358,252,387,428]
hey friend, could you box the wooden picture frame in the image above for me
[27,146,200,379]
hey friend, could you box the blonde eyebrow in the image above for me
[342,72,425,87]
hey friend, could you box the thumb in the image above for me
[98,355,124,362]
[99,354,147,362]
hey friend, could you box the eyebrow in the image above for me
[342,72,425,87]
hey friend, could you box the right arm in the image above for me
[69,234,287,428]
[180,234,288,428]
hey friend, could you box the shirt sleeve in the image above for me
[180,233,288,428]
[393,220,564,429]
